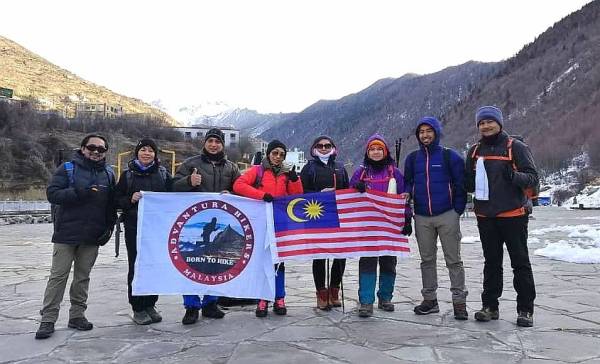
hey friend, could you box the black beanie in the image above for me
[205,128,225,145]
[266,139,287,156]
[135,138,159,156]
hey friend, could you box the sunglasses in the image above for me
[315,143,333,150]
[270,151,286,157]
[85,144,107,153]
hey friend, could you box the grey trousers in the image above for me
[414,210,467,303]
[40,243,99,323]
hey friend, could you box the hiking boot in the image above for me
[316,289,330,310]
[378,300,395,312]
[329,287,342,307]
[273,298,287,315]
[453,302,468,320]
[358,303,373,317]
[516,311,534,327]
[182,308,199,325]
[255,300,268,318]
[132,310,152,325]
[202,302,225,319]
[145,307,162,323]
[414,299,439,315]
[35,322,55,339]
[68,317,93,331]
[474,307,499,322]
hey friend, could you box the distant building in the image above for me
[173,124,240,148]
[249,137,268,156]
[76,103,123,119]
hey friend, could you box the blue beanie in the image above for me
[476,106,503,128]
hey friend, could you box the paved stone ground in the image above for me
[1,206,600,363]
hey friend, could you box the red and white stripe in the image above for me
[275,189,410,261]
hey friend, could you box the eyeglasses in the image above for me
[85,144,107,153]
[270,151,286,157]
[315,143,333,150]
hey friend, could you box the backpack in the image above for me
[469,136,539,212]
[357,164,395,183]
[63,161,116,187]
[251,164,296,189]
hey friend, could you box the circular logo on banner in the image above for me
[168,200,254,285]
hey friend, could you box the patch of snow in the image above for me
[535,240,600,264]
[533,223,600,264]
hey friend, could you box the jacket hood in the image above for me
[415,116,442,148]
[363,133,395,166]
[310,135,337,158]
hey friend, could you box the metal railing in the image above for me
[0,200,51,213]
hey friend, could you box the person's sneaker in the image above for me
[145,307,162,323]
[453,302,468,320]
[516,311,534,327]
[68,317,93,331]
[182,308,199,325]
[474,307,499,322]
[358,303,374,317]
[255,300,268,317]
[35,322,55,339]
[414,299,439,315]
[329,287,342,307]
[378,300,395,312]
[132,310,152,325]
[316,289,330,310]
[273,298,287,315]
[202,302,225,319]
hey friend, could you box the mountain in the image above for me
[206,108,293,137]
[0,35,177,125]
[260,1,600,174]
[440,0,600,173]
[203,225,245,258]
[260,61,501,166]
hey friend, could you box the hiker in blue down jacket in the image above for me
[402,116,468,320]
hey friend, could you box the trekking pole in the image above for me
[395,138,402,168]
[340,273,345,313]
[326,258,331,310]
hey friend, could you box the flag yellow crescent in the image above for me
[286,198,308,223]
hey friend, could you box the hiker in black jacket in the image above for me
[37,134,116,339]
[465,106,539,328]
[300,136,349,310]
[115,138,172,325]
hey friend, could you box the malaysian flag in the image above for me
[272,189,410,261]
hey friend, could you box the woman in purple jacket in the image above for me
[350,134,410,317]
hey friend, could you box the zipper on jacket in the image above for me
[425,148,433,216]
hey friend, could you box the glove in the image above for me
[262,193,274,202]
[355,181,366,193]
[504,164,514,181]
[401,218,413,236]
[286,167,298,182]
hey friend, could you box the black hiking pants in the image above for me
[125,222,158,312]
[477,216,536,313]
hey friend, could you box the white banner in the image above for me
[133,192,276,301]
